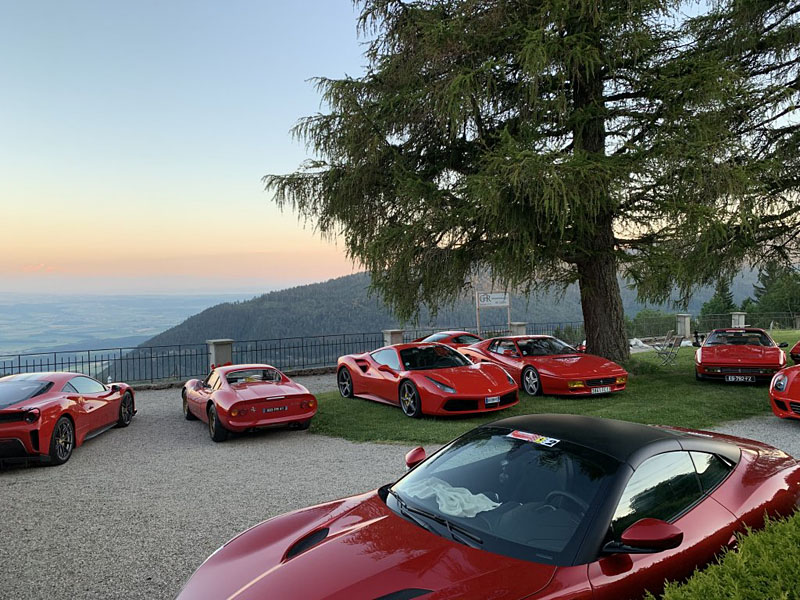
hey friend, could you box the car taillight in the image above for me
[300,399,316,410]
[230,407,252,417]
[23,408,40,424]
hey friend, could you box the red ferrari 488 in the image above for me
[177,414,800,600]
[461,336,627,396]
[0,372,135,466]
[336,343,518,417]
[770,365,800,420]
[182,364,317,442]
[694,328,788,383]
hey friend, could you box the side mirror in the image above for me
[405,446,426,469]
[603,518,683,554]
[779,342,789,348]
[378,364,397,374]
[110,384,120,392]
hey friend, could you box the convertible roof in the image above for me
[486,414,739,466]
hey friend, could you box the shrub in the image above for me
[648,512,800,600]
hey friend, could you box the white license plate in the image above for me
[725,375,756,383]
[262,406,288,413]
[485,396,500,406]
[591,386,611,394]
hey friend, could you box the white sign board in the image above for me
[477,292,509,308]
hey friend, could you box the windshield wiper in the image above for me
[387,489,483,548]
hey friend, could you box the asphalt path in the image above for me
[1,375,799,600]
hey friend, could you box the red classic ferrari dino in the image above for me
[770,365,800,420]
[177,414,800,600]
[182,364,317,442]
[694,328,788,383]
[336,342,518,417]
[0,372,135,466]
[461,336,627,396]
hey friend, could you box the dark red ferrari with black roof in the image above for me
[0,372,135,466]
[177,414,800,600]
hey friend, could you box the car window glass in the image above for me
[62,382,78,393]
[371,349,402,370]
[225,368,282,384]
[611,452,703,536]
[423,333,448,342]
[70,376,106,394]
[690,452,733,493]
[454,335,481,344]
[204,372,220,390]
[492,341,518,356]
[705,330,774,346]
[399,345,470,370]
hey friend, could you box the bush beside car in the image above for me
[648,511,800,600]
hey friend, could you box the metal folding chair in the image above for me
[655,335,684,366]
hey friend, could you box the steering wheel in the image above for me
[544,491,589,514]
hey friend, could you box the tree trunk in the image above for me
[577,248,630,364]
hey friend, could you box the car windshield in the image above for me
[516,337,576,357]
[0,380,51,409]
[225,368,282,384]
[388,426,620,565]
[705,331,774,347]
[399,345,471,370]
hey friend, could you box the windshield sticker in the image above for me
[507,430,560,447]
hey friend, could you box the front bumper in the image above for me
[426,391,518,415]
[769,393,800,420]
[696,364,781,382]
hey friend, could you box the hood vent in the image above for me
[285,527,329,560]
[374,590,433,600]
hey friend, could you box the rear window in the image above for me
[226,368,282,384]
[0,380,51,409]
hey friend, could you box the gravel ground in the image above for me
[712,414,800,458]
[0,386,417,600]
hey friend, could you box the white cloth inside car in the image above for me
[404,476,500,518]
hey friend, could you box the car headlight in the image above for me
[425,376,455,394]
[502,370,515,386]
[772,373,788,392]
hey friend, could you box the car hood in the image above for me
[229,381,309,401]
[417,363,514,394]
[524,354,625,378]
[700,345,783,365]
[177,493,556,600]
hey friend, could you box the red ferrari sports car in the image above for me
[769,365,800,420]
[791,340,800,364]
[182,364,317,442]
[177,414,800,600]
[694,328,788,383]
[461,336,627,396]
[413,330,483,348]
[0,372,135,466]
[336,342,518,417]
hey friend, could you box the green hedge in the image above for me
[648,511,800,600]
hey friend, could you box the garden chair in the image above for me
[655,335,684,366]
[650,330,674,353]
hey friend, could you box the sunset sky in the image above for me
[0,1,364,294]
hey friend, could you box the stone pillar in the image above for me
[731,312,746,328]
[509,322,527,336]
[676,314,691,338]
[383,329,404,346]
[206,339,234,370]
[795,315,800,330]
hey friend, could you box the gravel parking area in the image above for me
[713,414,800,459]
[0,387,418,600]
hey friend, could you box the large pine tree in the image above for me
[266,0,799,362]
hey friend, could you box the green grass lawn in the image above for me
[309,330,800,445]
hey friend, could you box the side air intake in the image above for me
[284,528,329,560]
[374,589,433,600]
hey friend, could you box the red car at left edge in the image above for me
[182,364,317,442]
[0,372,135,466]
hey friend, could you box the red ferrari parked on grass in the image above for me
[791,340,800,364]
[770,365,800,420]
[182,364,317,442]
[413,330,483,348]
[177,414,800,600]
[0,372,135,466]
[694,328,788,383]
[461,336,627,396]
[336,343,518,417]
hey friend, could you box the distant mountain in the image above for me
[142,271,758,346]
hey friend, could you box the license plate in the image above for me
[725,375,756,383]
[485,396,500,406]
[591,386,611,394]
[262,406,288,413]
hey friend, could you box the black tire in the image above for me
[337,367,354,398]
[522,367,542,396]
[399,380,423,418]
[695,370,705,381]
[48,416,74,466]
[207,405,229,443]
[182,389,197,421]
[293,419,311,431]
[116,391,134,427]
